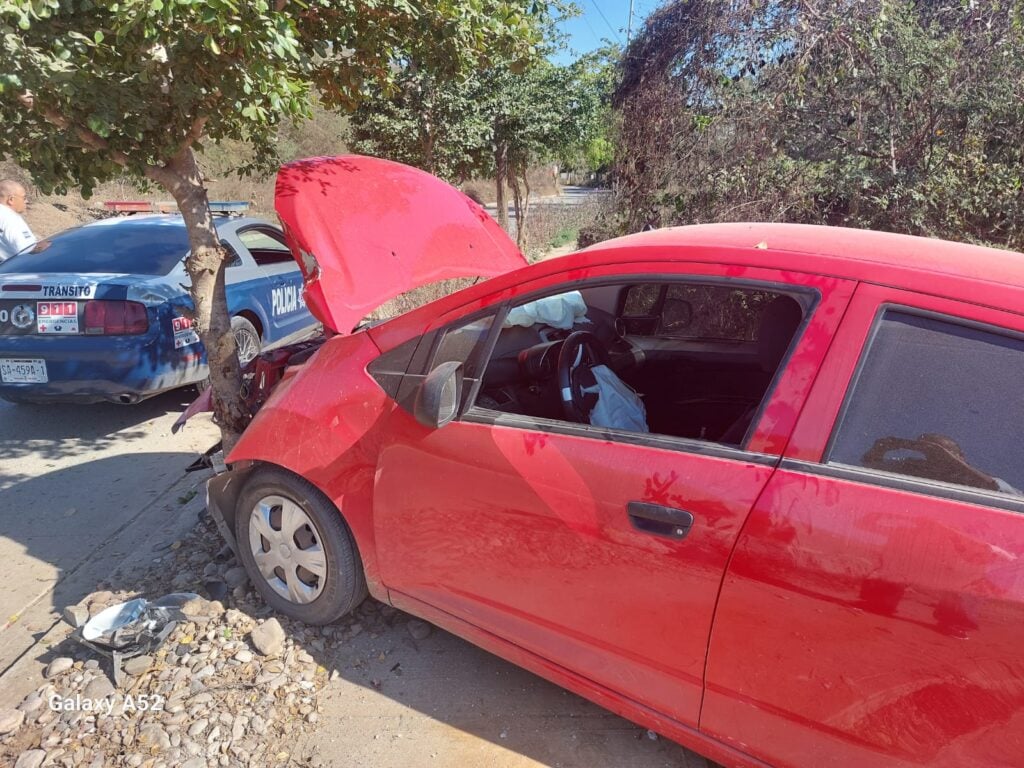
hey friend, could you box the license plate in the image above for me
[0,358,48,383]
[37,301,79,334]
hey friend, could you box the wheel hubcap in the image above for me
[235,328,259,364]
[248,495,326,604]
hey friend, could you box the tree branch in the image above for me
[39,107,180,190]
[188,115,208,145]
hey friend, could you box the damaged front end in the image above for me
[190,155,529,557]
[178,335,329,555]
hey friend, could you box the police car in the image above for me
[0,202,319,403]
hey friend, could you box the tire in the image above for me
[196,315,260,393]
[232,315,261,366]
[234,468,367,624]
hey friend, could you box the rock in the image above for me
[223,567,249,588]
[180,759,206,768]
[203,580,228,601]
[62,604,90,628]
[250,715,267,735]
[87,590,114,607]
[202,562,219,579]
[181,598,224,618]
[138,724,171,751]
[407,620,432,641]
[0,708,25,735]
[250,619,285,656]
[83,677,114,701]
[172,573,196,590]
[14,750,46,768]
[194,665,216,680]
[17,692,44,714]
[44,657,74,678]
[188,719,209,738]
[233,650,253,664]
[123,655,152,676]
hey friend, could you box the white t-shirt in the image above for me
[0,204,36,262]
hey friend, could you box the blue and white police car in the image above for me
[0,203,319,404]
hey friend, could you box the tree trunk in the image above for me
[161,147,249,453]
[495,141,509,232]
[510,170,523,250]
[519,169,531,252]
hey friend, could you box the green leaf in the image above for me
[93,30,103,44]
[86,116,111,138]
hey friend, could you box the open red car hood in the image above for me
[275,155,527,333]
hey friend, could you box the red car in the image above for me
[206,156,1024,768]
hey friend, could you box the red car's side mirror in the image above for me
[414,361,464,430]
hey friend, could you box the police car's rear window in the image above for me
[0,220,190,276]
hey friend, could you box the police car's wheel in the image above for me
[235,468,367,625]
[232,316,261,366]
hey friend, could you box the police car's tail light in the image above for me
[84,300,149,335]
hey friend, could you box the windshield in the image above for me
[0,219,190,276]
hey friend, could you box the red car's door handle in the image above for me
[627,502,694,540]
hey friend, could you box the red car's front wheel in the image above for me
[234,468,367,625]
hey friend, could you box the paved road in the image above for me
[0,391,219,693]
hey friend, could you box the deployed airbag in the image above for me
[505,291,588,330]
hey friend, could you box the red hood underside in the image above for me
[275,155,527,334]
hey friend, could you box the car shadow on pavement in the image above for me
[0,451,208,682]
[0,389,196,474]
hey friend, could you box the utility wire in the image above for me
[579,8,603,45]
[587,0,623,42]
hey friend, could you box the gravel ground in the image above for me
[0,510,338,768]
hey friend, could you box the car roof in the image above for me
[370,222,1024,349]
[78,214,275,232]
[582,223,1024,291]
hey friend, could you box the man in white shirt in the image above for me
[0,179,36,262]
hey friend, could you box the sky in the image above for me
[551,0,659,64]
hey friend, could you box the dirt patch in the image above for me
[462,165,560,206]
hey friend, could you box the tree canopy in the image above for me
[0,0,550,448]
[601,0,1024,249]
[349,28,608,247]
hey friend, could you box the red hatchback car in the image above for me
[206,156,1024,768]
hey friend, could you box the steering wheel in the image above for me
[557,331,611,422]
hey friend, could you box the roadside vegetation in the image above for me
[584,0,1024,250]
[349,29,615,251]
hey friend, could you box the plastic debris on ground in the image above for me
[74,592,198,686]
